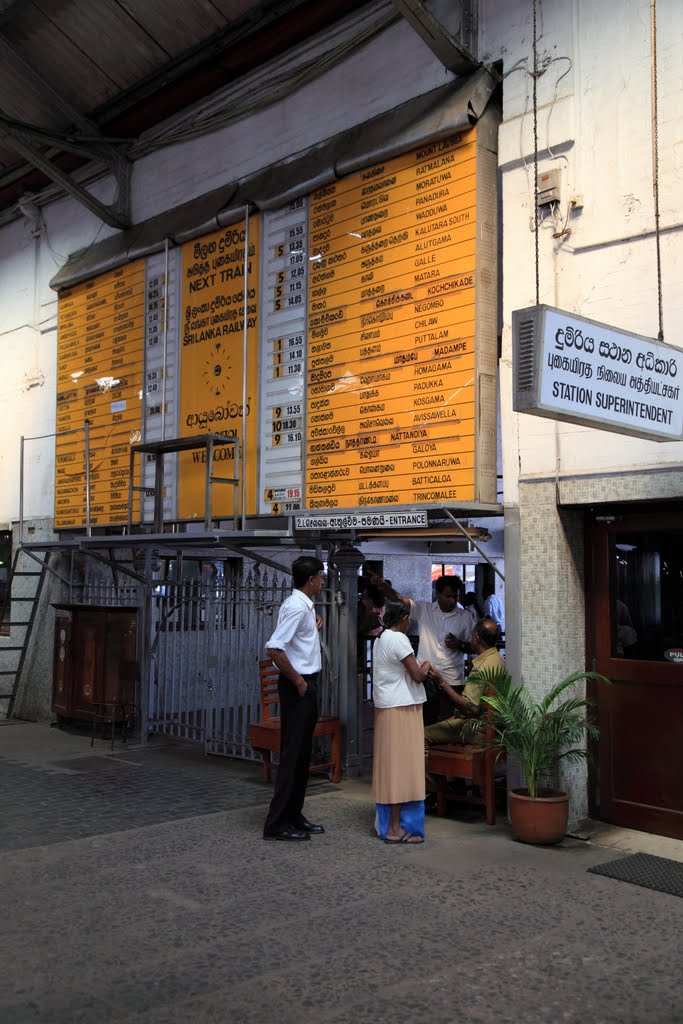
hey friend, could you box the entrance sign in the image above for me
[294,510,428,531]
[513,305,683,441]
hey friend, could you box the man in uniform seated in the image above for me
[424,617,504,793]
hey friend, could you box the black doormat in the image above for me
[588,852,683,898]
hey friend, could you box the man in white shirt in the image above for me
[483,583,504,630]
[262,555,326,843]
[407,576,474,690]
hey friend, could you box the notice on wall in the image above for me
[304,131,478,510]
[513,304,683,442]
[55,263,145,528]
[178,219,260,519]
[258,200,307,514]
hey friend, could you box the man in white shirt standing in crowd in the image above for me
[263,555,326,843]
[407,575,474,694]
[482,582,504,631]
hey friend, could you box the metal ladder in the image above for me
[0,547,50,719]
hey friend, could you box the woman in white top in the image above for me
[371,598,444,844]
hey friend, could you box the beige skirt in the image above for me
[371,704,426,805]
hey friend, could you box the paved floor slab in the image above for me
[1,722,682,1024]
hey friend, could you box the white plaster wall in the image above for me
[0,179,119,525]
[133,17,451,221]
[482,0,683,502]
[481,0,683,827]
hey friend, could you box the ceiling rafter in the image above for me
[390,0,478,75]
[0,118,131,228]
[0,29,131,227]
[0,0,376,224]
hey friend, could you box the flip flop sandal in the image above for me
[399,832,424,844]
[384,830,424,844]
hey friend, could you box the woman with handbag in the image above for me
[371,598,444,844]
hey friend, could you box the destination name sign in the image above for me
[304,131,479,510]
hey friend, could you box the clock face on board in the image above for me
[203,342,231,396]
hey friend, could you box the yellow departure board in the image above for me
[55,263,145,528]
[305,130,481,510]
[178,219,260,518]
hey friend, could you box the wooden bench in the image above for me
[248,659,342,784]
[426,697,500,825]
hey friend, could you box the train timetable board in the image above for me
[304,125,497,511]
[178,219,261,519]
[141,248,181,523]
[55,262,145,528]
[258,200,307,515]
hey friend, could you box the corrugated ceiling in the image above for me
[0,0,374,220]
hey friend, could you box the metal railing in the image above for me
[147,565,336,758]
[20,423,91,543]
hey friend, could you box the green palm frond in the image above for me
[463,665,609,798]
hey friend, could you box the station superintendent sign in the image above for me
[512,305,683,442]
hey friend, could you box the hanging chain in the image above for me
[650,0,664,340]
[532,0,540,306]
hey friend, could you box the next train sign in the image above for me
[512,305,683,442]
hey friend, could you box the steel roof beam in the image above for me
[0,31,132,227]
[0,115,131,228]
[390,0,478,75]
[0,114,115,163]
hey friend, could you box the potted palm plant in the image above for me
[467,667,607,845]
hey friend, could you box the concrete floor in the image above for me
[1,719,682,1024]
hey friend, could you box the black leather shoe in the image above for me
[295,818,325,835]
[263,825,310,842]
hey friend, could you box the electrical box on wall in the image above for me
[536,168,560,206]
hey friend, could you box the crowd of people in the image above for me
[259,556,504,845]
[365,573,504,844]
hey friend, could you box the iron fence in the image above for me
[148,565,337,757]
[76,560,338,760]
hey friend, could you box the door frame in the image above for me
[585,504,683,838]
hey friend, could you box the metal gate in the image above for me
[148,565,338,758]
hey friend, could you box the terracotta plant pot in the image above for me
[508,788,569,845]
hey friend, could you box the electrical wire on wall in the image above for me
[532,0,540,306]
[649,0,664,340]
[133,4,400,158]
[503,42,575,253]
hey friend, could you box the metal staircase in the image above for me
[0,547,50,718]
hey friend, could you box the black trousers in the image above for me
[263,673,319,834]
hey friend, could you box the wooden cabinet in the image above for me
[52,605,138,722]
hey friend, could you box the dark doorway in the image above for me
[587,507,683,840]
[0,530,11,635]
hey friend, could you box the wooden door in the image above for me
[52,610,72,716]
[102,609,137,707]
[73,610,103,717]
[588,510,683,840]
